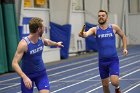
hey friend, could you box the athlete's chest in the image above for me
[27,41,44,55]
[96,29,115,39]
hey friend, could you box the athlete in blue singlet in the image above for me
[12,17,63,93]
[79,10,128,93]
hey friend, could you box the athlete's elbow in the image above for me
[12,60,18,70]
[122,35,127,40]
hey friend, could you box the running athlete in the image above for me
[79,10,128,93]
[12,17,63,93]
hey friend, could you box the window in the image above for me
[24,0,32,7]
[24,0,49,8]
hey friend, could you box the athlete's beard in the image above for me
[39,34,42,37]
[39,31,43,37]
[98,19,107,25]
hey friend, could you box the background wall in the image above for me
[128,14,140,45]
[50,0,70,25]
[109,0,124,27]
[16,0,140,52]
[69,12,85,53]
[84,0,108,24]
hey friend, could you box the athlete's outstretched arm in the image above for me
[12,40,32,89]
[112,24,128,56]
[41,36,64,47]
[79,27,96,38]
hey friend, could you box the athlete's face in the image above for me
[98,12,108,25]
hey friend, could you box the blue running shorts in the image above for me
[98,57,120,79]
[21,71,50,93]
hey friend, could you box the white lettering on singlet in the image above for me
[30,46,43,55]
[98,33,113,38]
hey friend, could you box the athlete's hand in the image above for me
[79,32,86,38]
[123,49,128,56]
[79,32,84,37]
[56,41,64,47]
[23,76,32,89]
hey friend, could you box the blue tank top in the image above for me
[96,24,118,59]
[21,37,46,75]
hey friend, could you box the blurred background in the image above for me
[0,0,140,74]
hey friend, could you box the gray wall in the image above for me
[84,0,107,24]
[84,0,101,24]
[109,0,124,27]
[50,0,70,25]
[128,14,140,44]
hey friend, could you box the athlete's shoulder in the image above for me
[17,39,28,52]
[20,39,28,45]
[91,26,97,30]
[88,26,97,35]
[111,24,120,29]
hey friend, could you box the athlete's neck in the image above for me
[99,23,108,30]
[28,34,39,44]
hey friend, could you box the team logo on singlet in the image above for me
[98,33,113,38]
[30,46,43,55]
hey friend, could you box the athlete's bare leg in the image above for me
[110,75,121,93]
[102,77,110,93]
[39,89,49,93]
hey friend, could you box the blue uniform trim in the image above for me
[23,37,30,45]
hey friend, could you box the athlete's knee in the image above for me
[102,82,109,88]
[102,78,110,88]
[111,80,119,87]
[110,75,119,87]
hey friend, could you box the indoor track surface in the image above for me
[0,45,140,93]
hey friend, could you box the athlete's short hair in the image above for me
[29,17,43,33]
[98,9,108,16]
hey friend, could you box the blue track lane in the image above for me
[0,45,140,93]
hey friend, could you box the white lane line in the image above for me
[49,55,140,84]
[75,66,139,93]
[0,58,97,84]
[51,60,140,93]
[0,53,137,84]
[51,75,100,93]
[49,54,140,77]
[0,59,97,91]
[16,54,140,93]
[123,83,140,93]
[49,62,98,77]
[50,56,140,83]
[1,53,139,92]
[0,83,20,90]
[0,77,20,84]
[120,78,140,81]
[0,52,138,84]
[86,68,140,93]
[50,67,98,84]
[47,57,97,71]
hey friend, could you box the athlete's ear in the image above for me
[106,16,109,21]
[38,27,41,32]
